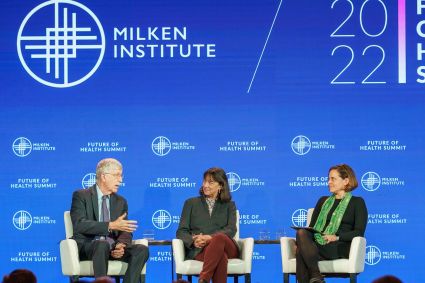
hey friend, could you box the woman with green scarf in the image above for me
[295,164,368,283]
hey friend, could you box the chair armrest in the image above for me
[60,239,80,275]
[280,237,296,272]
[132,238,149,247]
[131,239,148,274]
[172,239,186,265]
[348,236,367,273]
[236,237,254,273]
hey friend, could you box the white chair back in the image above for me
[306,208,314,226]
[64,211,73,239]
[234,210,240,240]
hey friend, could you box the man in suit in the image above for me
[70,158,149,283]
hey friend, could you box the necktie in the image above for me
[100,195,115,248]
[101,195,110,222]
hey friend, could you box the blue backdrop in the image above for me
[1,0,424,282]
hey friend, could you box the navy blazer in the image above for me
[176,196,237,259]
[70,185,132,249]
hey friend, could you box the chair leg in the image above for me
[233,275,238,283]
[350,273,357,283]
[245,274,251,283]
[114,276,120,283]
[70,276,79,283]
[283,273,289,283]
[177,274,182,279]
[187,275,193,283]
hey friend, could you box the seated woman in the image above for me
[176,167,239,283]
[296,164,368,283]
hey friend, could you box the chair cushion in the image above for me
[227,258,246,274]
[176,260,203,275]
[79,261,128,276]
[176,258,246,275]
[318,259,350,273]
[284,258,351,274]
[285,259,297,273]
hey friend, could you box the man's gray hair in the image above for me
[96,158,123,180]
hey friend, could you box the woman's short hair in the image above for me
[199,167,232,202]
[96,158,123,180]
[329,164,358,191]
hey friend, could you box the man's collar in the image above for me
[95,184,106,199]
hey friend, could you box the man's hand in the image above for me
[108,213,138,232]
[111,242,126,259]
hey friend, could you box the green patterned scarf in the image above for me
[313,192,352,245]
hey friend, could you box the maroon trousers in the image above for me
[195,233,240,283]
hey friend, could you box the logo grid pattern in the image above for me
[152,136,172,156]
[17,0,105,87]
[152,210,172,229]
[13,210,33,230]
[292,209,308,226]
[12,137,32,157]
[82,173,96,189]
[365,245,382,265]
[361,172,381,191]
[226,172,242,192]
[291,135,311,155]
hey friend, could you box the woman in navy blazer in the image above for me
[176,167,239,283]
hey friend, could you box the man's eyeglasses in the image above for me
[104,172,123,179]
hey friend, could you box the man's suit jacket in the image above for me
[70,185,132,249]
[176,196,237,259]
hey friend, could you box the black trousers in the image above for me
[296,229,321,283]
[79,239,149,283]
[296,229,348,283]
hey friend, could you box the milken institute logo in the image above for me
[152,209,172,229]
[13,210,33,230]
[292,209,308,227]
[226,172,242,192]
[291,135,311,155]
[17,0,105,87]
[12,137,32,157]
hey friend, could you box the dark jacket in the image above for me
[176,196,237,259]
[70,185,132,249]
[310,195,368,258]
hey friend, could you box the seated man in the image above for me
[70,158,148,283]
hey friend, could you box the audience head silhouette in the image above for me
[93,277,114,283]
[2,269,37,283]
[372,275,403,283]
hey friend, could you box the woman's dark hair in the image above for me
[199,167,232,202]
[329,164,358,192]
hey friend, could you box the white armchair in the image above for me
[60,211,147,283]
[280,208,366,283]
[172,210,254,283]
